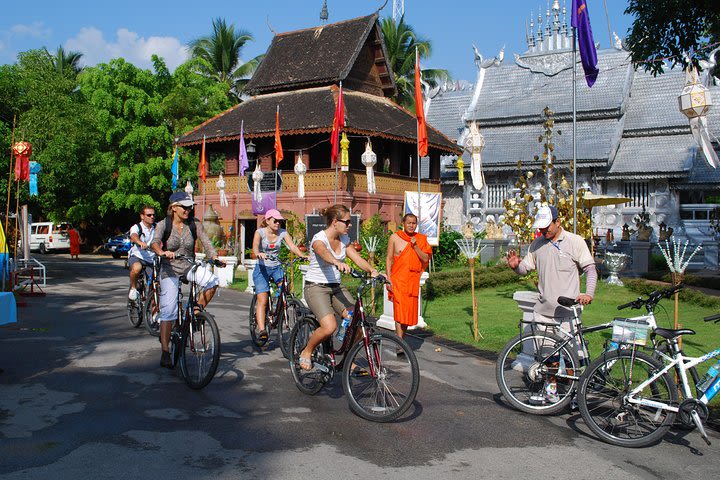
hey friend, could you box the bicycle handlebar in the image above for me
[704,313,720,323]
[617,283,684,311]
[174,253,225,268]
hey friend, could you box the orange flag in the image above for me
[274,106,283,167]
[330,84,345,165]
[199,135,207,182]
[414,49,428,157]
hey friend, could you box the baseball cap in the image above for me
[532,205,559,229]
[264,209,284,221]
[169,191,195,207]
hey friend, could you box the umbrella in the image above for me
[581,193,631,256]
[581,193,632,209]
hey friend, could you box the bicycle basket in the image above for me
[611,318,651,346]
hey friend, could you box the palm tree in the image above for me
[47,46,84,76]
[380,16,450,111]
[188,18,263,97]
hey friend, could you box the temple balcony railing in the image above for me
[199,169,440,196]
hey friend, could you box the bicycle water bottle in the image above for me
[606,340,620,352]
[697,359,720,393]
[336,309,353,343]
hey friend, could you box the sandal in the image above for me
[350,366,369,377]
[298,356,313,371]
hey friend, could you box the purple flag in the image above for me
[572,0,599,87]
[252,191,276,215]
[239,120,249,177]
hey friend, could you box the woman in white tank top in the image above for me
[298,204,379,370]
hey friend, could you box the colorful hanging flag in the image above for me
[330,84,345,165]
[252,191,276,215]
[12,141,31,182]
[171,145,179,189]
[274,106,283,168]
[28,161,41,197]
[239,120,249,177]
[572,0,599,87]
[199,135,207,182]
[414,49,428,157]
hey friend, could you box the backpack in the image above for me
[133,222,156,242]
[160,216,197,250]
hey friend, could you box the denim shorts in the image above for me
[253,264,284,294]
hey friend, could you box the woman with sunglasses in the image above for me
[297,204,379,370]
[150,191,225,369]
[251,208,308,344]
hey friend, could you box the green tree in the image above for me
[13,49,106,223]
[187,17,263,97]
[625,0,720,75]
[47,46,84,77]
[380,15,450,111]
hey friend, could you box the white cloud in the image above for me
[9,22,52,39]
[65,27,188,71]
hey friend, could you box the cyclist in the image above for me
[128,205,156,301]
[252,208,308,343]
[150,191,225,368]
[297,204,380,370]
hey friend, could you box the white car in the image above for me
[29,222,72,254]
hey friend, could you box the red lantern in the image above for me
[12,141,32,182]
[352,240,362,252]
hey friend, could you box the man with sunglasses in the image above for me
[128,205,156,301]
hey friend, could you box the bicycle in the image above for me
[287,269,419,422]
[249,256,307,358]
[166,254,223,390]
[495,285,679,415]
[143,256,162,337]
[126,254,158,330]
[578,299,716,448]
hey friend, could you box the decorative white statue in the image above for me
[216,174,228,207]
[294,151,307,199]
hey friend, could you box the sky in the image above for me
[0,0,635,82]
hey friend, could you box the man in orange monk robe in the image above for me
[386,214,432,342]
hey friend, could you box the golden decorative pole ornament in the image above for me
[340,132,350,172]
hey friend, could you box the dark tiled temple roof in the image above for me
[426,88,474,140]
[244,14,390,95]
[178,86,460,154]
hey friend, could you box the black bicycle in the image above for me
[167,254,222,390]
[288,270,419,422]
[127,255,159,332]
[142,256,162,336]
[249,257,307,358]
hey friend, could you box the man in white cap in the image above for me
[507,204,597,347]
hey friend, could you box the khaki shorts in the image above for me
[304,282,353,321]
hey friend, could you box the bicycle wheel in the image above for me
[342,331,419,422]
[289,315,327,395]
[127,293,143,328]
[496,332,580,415]
[179,312,221,390]
[277,297,301,359]
[143,288,160,337]
[578,349,677,448]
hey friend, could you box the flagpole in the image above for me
[275,106,279,208]
[572,26,578,234]
[333,82,343,205]
[416,47,422,228]
[4,115,16,241]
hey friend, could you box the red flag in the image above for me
[414,50,428,157]
[274,106,283,168]
[199,135,207,182]
[330,84,345,165]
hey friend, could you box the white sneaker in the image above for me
[128,288,138,301]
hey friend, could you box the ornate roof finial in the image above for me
[561,0,568,36]
[320,0,329,24]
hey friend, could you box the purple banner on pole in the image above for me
[252,191,276,215]
[239,120,249,177]
[572,0,599,87]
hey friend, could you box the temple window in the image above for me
[623,181,649,208]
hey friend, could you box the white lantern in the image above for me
[361,140,377,194]
[294,151,307,199]
[252,163,264,201]
[185,180,194,200]
[678,66,712,119]
[216,174,228,207]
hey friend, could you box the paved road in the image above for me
[1,255,719,479]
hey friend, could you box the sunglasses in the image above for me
[176,205,193,211]
[268,218,280,224]
[144,213,155,217]
[337,219,352,226]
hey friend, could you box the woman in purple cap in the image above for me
[251,208,308,344]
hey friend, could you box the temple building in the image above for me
[427,1,720,252]
[178,13,460,257]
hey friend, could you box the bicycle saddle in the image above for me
[653,327,696,339]
[179,273,190,284]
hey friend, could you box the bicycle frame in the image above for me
[629,346,720,409]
